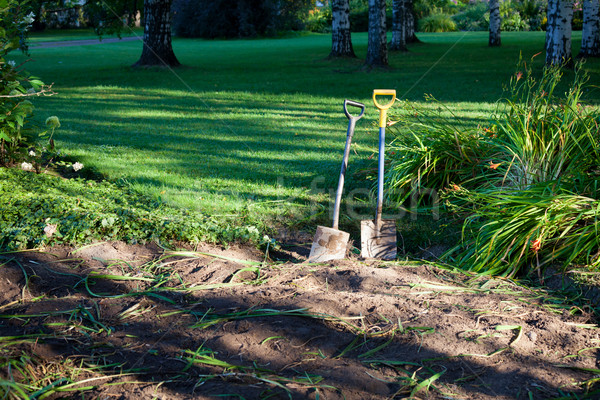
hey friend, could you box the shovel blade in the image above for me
[360,219,397,260]
[308,226,350,262]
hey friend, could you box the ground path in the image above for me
[32,36,139,48]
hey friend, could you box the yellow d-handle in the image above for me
[373,89,397,128]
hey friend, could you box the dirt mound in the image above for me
[0,240,598,399]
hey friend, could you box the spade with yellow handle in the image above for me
[361,89,397,260]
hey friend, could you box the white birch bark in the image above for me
[390,0,407,51]
[580,0,600,57]
[366,0,388,67]
[489,0,501,47]
[330,0,355,57]
[545,0,573,66]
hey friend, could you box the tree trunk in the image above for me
[330,0,355,57]
[489,0,501,47]
[545,0,573,66]
[390,0,407,51]
[366,0,387,67]
[405,0,419,43]
[133,0,180,67]
[579,0,600,57]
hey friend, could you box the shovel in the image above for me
[308,100,366,262]
[361,89,397,260]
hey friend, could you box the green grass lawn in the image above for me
[11,31,600,233]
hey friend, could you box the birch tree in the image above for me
[390,0,407,51]
[366,0,387,67]
[545,0,573,66]
[405,0,419,43]
[133,0,179,67]
[489,0,501,47]
[330,0,355,57]
[579,0,600,57]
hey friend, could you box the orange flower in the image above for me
[489,161,501,170]
[531,238,542,253]
[387,120,399,127]
[516,71,523,81]
[449,184,461,192]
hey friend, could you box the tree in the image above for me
[330,0,355,57]
[579,0,600,58]
[489,0,501,47]
[405,0,418,43]
[133,0,179,67]
[390,0,407,51]
[366,0,387,67]
[545,0,573,66]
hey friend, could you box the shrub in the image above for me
[447,61,600,276]
[452,2,489,31]
[386,96,494,205]
[386,58,600,276]
[419,13,457,32]
[0,0,48,167]
[492,61,599,189]
[305,6,331,33]
[348,0,393,32]
[444,186,600,277]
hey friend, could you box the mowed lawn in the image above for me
[14,31,600,228]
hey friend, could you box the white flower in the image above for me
[26,88,36,94]
[29,150,36,157]
[22,12,35,25]
[7,60,15,68]
[21,162,33,171]
[72,162,84,171]
[44,224,57,238]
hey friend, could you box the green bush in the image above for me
[386,59,600,276]
[0,0,46,166]
[305,7,331,33]
[386,96,494,205]
[419,13,457,32]
[348,0,392,32]
[452,2,489,31]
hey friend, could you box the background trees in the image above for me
[545,0,573,65]
[366,0,388,66]
[579,0,600,57]
[330,0,355,57]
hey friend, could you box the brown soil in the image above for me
[1,239,599,399]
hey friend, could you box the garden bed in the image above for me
[1,240,599,399]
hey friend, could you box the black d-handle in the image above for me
[343,99,366,120]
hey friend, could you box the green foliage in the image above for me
[419,13,457,32]
[492,60,600,189]
[386,96,493,205]
[450,62,600,275]
[500,1,530,31]
[386,57,600,276]
[348,0,392,32]
[414,0,460,19]
[451,1,489,31]
[0,168,263,250]
[305,6,331,33]
[171,0,315,38]
[0,0,47,166]
[444,186,600,277]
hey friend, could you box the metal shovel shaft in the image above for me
[333,118,356,230]
[332,100,366,230]
[375,126,385,232]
